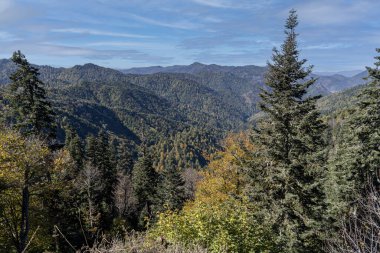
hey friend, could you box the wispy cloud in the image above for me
[296,0,373,25]
[303,43,351,50]
[86,41,152,47]
[179,35,275,50]
[0,0,39,24]
[85,41,173,50]
[40,44,172,63]
[128,14,199,30]
[191,0,235,8]
[0,41,172,64]
[191,0,272,9]
[51,28,154,39]
[0,0,12,12]
[0,31,20,41]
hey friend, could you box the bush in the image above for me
[149,198,274,253]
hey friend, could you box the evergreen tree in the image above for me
[157,157,186,212]
[96,131,115,203]
[6,51,55,138]
[116,139,133,175]
[85,134,98,165]
[94,131,117,228]
[64,126,83,169]
[132,148,158,228]
[82,132,118,230]
[326,48,380,221]
[353,49,380,187]
[249,10,327,253]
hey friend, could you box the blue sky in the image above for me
[0,0,379,71]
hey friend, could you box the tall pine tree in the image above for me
[64,125,83,170]
[132,148,158,228]
[83,131,118,230]
[352,48,380,187]
[116,139,133,175]
[85,134,98,165]
[94,131,117,230]
[156,157,186,212]
[326,48,380,221]
[6,51,55,138]
[96,131,117,208]
[249,10,327,253]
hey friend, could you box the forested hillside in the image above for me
[0,9,379,253]
[0,56,367,140]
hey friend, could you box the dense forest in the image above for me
[0,10,379,253]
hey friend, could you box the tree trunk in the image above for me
[18,185,30,253]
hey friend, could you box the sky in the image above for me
[0,0,379,72]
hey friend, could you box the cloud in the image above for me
[86,41,153,47]
[179,35,275,50]
[191,0,235,8]
[303,43,352,50]
[128,14,199,30]
[296,0,374,25]
[0,0,39,24]
[0,31,20,41]
[1,42,172,64]
[191,0,272,9]
[84,41,175,51]
[51,28,154,39]
[0,0,11,12]
[42,44,172,63]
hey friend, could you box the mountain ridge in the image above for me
[121,62,366,94]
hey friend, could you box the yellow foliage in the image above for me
[0,129,75,251]
[194,132,254,205]
[150,132,275,253]
[0,130,49,188]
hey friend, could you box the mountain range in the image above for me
[0,59,368,168]
[121,62,367,93]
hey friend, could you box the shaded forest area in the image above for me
[0,10,379,253]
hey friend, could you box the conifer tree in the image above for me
[64,126,83,169]
[96,131,117,205]
[132,148,158,228]
[116,140,133,174]
[83,132,118,230]
[353,49,380,187]
[249,10,327,253]
[157,157,186,212]
[85,134,98,165]
[92,131,118,229]
[326,48,380,220]
[7,51,55,138]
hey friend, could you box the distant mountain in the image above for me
[122,62,366,94]
[311,72,367,93]
[122,62,266,75]
[0,59,17,84]
[315,70,364,77]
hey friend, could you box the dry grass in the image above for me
[81,232,209,253]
